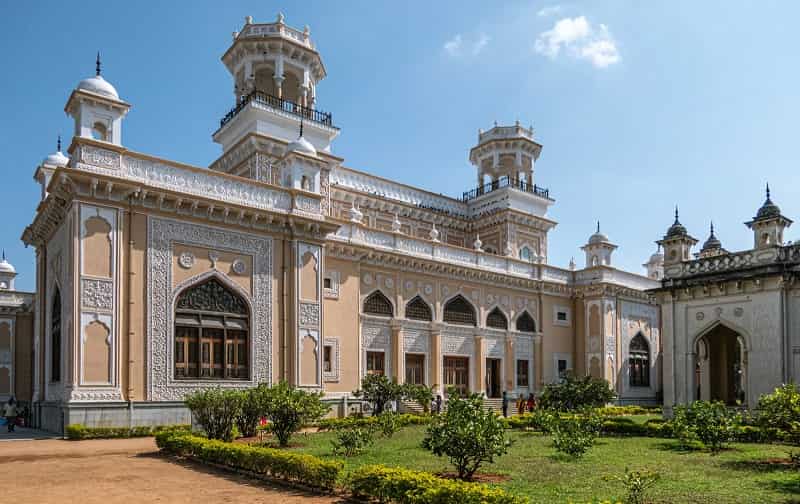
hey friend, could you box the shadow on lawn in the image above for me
[762,477,800,502]
[722,458,799,473]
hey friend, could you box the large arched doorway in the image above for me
[695,324,746,405]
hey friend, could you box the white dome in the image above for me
[44,150,69,167]
[287,135,317,156]
[649,250,664,263]
[588,231,610,244]
[0,258,16,274]
[77,75,119,99]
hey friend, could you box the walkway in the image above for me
[0,437,341,503]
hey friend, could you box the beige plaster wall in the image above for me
[322,257,360,393]
[171,245,252,295]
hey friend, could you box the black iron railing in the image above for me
[462,177,552,202]
[219,90,334,129]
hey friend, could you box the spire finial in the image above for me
[2,250,5,261]
[674,205,680,224]
[596,221,600,233]
[766,182,771,201]
[57,134,62,152]
[96,51,101,76]
[710,221,715,237]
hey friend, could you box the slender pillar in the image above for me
[430,324,443,396]
[474,334,485,395]
[533,335,543,392]
[504,334,515,392]
[391,319,404,384]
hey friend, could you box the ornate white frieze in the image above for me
[79,145,121,170]
[403,328,430,353]
[362,323,390,350]
[81,278,113,311]
[443,333,474,355]
[299,302,320,328]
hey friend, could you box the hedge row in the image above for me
[155,430,342,491]
[600,416,787,443]
[317,413,432,431]
[348,465,526,504]
[66,423,190,440]
[595,405,662,416]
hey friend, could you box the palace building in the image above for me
[652,192,800,414]
[19,14,663,433]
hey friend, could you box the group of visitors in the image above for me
[430,395,443,414]
[501,391,536,417]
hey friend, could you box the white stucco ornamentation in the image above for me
[81,278,113,311]
[299,302,320,327]
[178,251,195,269]
[232,259,246,274]
[147,217,272,401]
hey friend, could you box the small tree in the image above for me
[672,400,739,454]
[402,383,435,413]
[262,381,328,447]
[422,393,511,480]
[606,468,661,504]
[538,373,615,411]
[353,374,404,416]
[237,384,270,438]
[330,418,376,457]
[757,383,800,434]
[550,410,601,459]
[184,388,243,442]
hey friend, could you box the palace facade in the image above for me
[19,14,663,433]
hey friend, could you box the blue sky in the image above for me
[2,1,800,291]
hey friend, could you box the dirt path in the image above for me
[0,437,341,503]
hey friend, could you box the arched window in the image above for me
[628,333,650,387]
[516,311,536,333]
[174,278,249,380]
[405,296,432,321]
[363,290,393,317]
[443,295,476,326]
[591,255,599,267]
[486,307,508,329]
[51,288,62,382]
[91,122,108,141]
[519,246,533,262]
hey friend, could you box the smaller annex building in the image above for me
[652,190,800,414]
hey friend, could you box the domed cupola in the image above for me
[643,245,664,280]
[286,122,318,157]
[581,221,617,267]
[657,206,697,266]
[43,135,69,167]
[0,251,17,291]
[65,53,130,146]
[698,222,726,258]
[746,184,793,249]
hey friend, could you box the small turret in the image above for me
[657,206,697,265]
[745,184,792,249]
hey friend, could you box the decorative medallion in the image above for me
[734,307,744,318]
[696,312,705,321]
[714,307,723,317]
[363,273,373,285]
[404,280,413,291]
[178,251,195,269]
[424,284,433,295]
[487,294,495,304]
[232,259,246,275]
[385,277,394,289]
[441,285,450,297]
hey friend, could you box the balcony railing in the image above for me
[219,90,334,129]
[462,177,552,202]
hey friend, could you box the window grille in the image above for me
[443,295,476,326]
[405,296,433,321]
[486,307,508,329]
[363,291,393,317]
[516,311,536,333]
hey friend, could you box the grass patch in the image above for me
[286,425,799,503]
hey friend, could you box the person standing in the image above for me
[517,393,526,415]
[435,395,443,414]
[501,391,510,418]
[526,393,536,413]
[4,397,17,433]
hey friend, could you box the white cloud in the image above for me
[534,16,620,68]
[443,33,490,57]
[472,33,491,55]
[537,5,562,17]
[443,34,463,56]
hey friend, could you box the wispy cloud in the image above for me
[537,5,562,17]
[443,33,491,57]
[534,16,620,68]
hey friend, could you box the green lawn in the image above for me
[285,425,800,504]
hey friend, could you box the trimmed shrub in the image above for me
[376,411,401,438]
[185,387,244,442]
[596,405,662,416]
[422,393,511,480]
[538,373,616,412]
[261,381,328,447]
[672,401,740,454]
[237,384,270,438]
[156,430,342,491]
[348,464,526,504]
[317,413,431,431]
[66,424,189,440]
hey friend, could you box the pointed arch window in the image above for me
[405,296,432,321]
[628,333,650,387]
[174,278,250,380]
[516,311,536,333]
[50,288,62,382]
[443,295,476,326]
[519,246,533,262]
[486,307,508,330]
[363,290,393,317]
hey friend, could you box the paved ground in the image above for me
[0,436,342,503]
